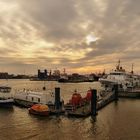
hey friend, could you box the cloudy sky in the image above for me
[0,0,140,74]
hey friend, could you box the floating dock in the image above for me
[14,85,140,118]
[119,88,140,98]
[65,86,118,117]
[65,103,91,117]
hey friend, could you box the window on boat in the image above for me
[32,97,34,101]
[0,87,11,93]
[110,73,124,75]
[120,84,123,88]
[38,98,40,102]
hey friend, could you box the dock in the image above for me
[65,103,91,117]
[14,85,140,118]
[97,92,115,110]
[65,86,118,117]
[65,94,116,117]
[119,90,140,98]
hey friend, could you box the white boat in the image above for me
[14,89,56,108]
[0,86,14,108]
[99,60,140,91]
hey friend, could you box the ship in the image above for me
[99,60,140,93]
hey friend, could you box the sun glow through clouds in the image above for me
[86,34,99,45]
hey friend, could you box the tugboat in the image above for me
[28,104,50,116]
[0,86,14,108]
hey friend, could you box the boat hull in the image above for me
[14,99,56,109]
[0,99,14,108]
[29,108,50,116]
[14,99,35,108]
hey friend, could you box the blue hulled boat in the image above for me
[0,86,14,108]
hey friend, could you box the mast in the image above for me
[116,60,120,70]
[63,68,66,74]
[131,63,134,74]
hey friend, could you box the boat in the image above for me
[99,60,140,92]
[58,75,69,82]
[58,68,69,82]
[28,104,50,116]
[14,88,56,108]
[0,86,14,108]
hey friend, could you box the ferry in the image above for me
[14,89,55,108]
[0,86,14,108]
[99,60,140,92]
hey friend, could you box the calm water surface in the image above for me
[0,80,140,140]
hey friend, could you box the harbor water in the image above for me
[0,80,140,140]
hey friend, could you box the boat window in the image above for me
[110,73,124,75]
[120,84,122,88]
[38,98,40,102]
[0,87,11,93]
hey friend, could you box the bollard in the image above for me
[55,87,60,110]
[91,89,97,116]
[114,84,118,101]
[43,86,46,90]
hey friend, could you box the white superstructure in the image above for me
[14,89,55,105]
[0,86,14,107]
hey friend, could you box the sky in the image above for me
[0,0,140,74]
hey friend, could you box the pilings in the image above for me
[114,84,118,101]
[55,87,60,110]
[91,89,97,116]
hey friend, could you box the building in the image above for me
[38,69,48,79]
[0,72,9,79]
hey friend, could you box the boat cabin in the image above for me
[14,90,55,105]
[0,86,11,93]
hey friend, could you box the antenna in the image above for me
[116,59,120,70]
[131,63,134,74]
[63,68,66,74]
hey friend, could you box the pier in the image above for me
[13,85,140,118]
[118,89,140,98]
[64,84,119,117]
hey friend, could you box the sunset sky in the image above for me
[0,0,140,74]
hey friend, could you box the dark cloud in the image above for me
[0,0,140,73]
[17,0,84,42]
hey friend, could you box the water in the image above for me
[0,80,140,140]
